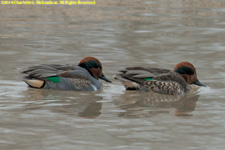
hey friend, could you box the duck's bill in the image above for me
[100,74,112,83]
[193,79,206,87]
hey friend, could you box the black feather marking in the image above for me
[175,66,194,75]
[79,60,101,69]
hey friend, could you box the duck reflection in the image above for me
[22,88,103,118]
[114,90,199,118]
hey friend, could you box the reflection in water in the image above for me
[22,88,103,118]
[78,101,102,118]
[114,91,199,118]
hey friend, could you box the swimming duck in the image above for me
[114,62,206,95]
[22,57,112,91]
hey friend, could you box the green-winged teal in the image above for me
[115,62,206,95]
[22,57,111,91]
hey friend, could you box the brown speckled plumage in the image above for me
[144,72,190,95]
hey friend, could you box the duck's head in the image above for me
[174,62,206,87]
[78,57,112,83]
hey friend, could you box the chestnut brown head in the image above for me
[78,57,112,83]
[174,62,206,87]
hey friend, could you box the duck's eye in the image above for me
[97,67,101,70]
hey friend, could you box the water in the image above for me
[0,0,225,149]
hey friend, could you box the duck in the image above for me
[114,62,206,95]
[22,57,112,91]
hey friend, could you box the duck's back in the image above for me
[114,66,171,90]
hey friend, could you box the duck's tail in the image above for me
[21,77,45,88]
[114,74,141,90]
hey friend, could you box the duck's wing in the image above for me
[22,64,77,79]
[114,66,170,90]
[115,66,170,84]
